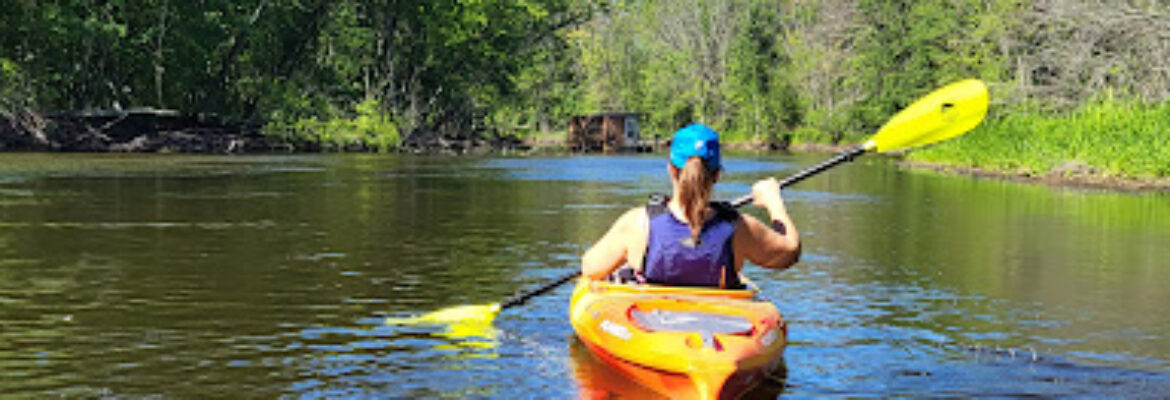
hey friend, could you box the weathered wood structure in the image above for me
[567,112,647,152]
[1,108,271,152]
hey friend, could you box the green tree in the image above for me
[848,0,1013,135]
[726,0,803,144]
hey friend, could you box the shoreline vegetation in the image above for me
[1,1,1167,191]
[905,94,1170,191]
[519,136,1170,192]
[902,161,1170,192]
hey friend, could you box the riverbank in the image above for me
[790,141,1170,192]
[904,95,1168,192]
[0,107,524,154]
[513,129,1170,192]
[793,142,1170,192]
[0,108,275,153]
[5,106,1166,192]
[901,160,1170,192]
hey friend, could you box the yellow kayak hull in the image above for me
[569,277,787,400]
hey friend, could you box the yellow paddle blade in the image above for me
[863,79,989,153]
[386,303,501,352]
[385,303,501,326]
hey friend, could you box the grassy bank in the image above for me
[263,99,400,152]
[907,96,1169,179]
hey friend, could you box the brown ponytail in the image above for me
[678,157,716,242]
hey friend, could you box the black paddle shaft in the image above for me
[499,271,579,310]
[729,145,867,209]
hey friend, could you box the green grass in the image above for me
[908,95,1170,178]
[264,98,400,152]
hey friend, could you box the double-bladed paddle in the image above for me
[389,79,990,328]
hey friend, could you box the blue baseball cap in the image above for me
[670,123,721,172]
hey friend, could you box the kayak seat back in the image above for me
[607,265,747,290]
[630,308,753,349]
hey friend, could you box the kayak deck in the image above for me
[569,277,787,400]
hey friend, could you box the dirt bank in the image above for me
[900,160,1170,192]
[0,108,275,153]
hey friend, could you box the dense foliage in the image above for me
[0,0,589,150]
[1,0,1167,176]
[567,0,1169,177]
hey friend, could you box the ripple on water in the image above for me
[2,154,1169,398]
[277,317,513,398]
[752,256,1170,398]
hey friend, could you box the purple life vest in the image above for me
[643,199,741,288]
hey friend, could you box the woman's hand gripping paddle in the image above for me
[389,79,989,331]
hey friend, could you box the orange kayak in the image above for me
[569,276,787,400]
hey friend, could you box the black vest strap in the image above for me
[646,193,668,218]
[710,201,741,222]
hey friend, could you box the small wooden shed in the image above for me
[567,112,642,153]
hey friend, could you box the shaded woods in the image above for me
[1,0,1168,177]
[0,0,589,152]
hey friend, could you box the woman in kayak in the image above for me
[581,123,801,288]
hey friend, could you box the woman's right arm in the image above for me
[736,177,801,269]
[581,207,645,279]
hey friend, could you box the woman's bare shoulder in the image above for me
[615,206,649,229]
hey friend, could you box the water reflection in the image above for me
[797,160,1170,370]
[0,153,1168,398]
[384,304,501,351]
[290,320,501,398]
[566,337,789,399]
[567,338,670,400]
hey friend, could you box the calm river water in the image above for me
[1,153,1168,398]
